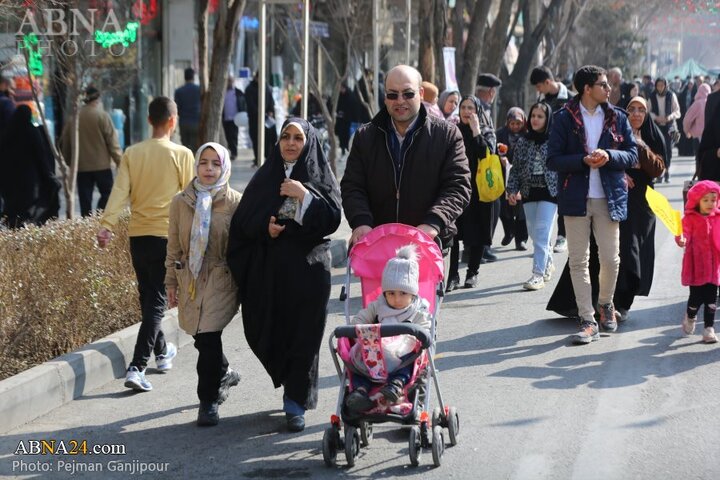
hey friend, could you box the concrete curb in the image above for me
[0,310,193,434]
[0,240,348,434]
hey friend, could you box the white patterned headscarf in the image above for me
[188,142,232,297]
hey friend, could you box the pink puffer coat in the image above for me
[682,83,711,140]
[679,180,720,286]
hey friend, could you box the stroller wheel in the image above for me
[408,425,422,466]
[322,427,339,467]
[431,425,445,467]
[360,421,373,447]
[431,407,444,429]
[447,407,460,446]
[344,426,360,467]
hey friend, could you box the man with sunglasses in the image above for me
[547,65,637,345]
[341,65,471,271]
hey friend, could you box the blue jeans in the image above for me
[351,363,413,391]
[283,393,305,416]
[523,200,557,276]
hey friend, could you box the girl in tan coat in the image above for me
[165,142,242,426]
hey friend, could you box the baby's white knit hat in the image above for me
[381,244,419,295]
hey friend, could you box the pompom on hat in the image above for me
[381,244,420,296]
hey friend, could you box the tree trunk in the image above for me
[198,0,210,93]
[500,0,565,111]
[432,0,447,90]
[480,0,516,75]
[271,0,365,174]
[418,0,434,82]
[65,95,80,219]
[459,0,492,95]
[452,0,465,87]
[24,2,81,218]
[322,78,343,175]
[544,0,588,73]
[309,67,343,175]
[199,0,246,144]
[26,52,78,219]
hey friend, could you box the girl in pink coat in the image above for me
[675,180,720,342]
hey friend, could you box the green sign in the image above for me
[95,21,140,49]
[22,33,44,76]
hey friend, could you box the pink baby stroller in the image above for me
[322,223,460,468]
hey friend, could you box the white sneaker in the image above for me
[155,342,177,371]
[523,274,545,291]
[553,236,567,253]
[681,314,696,336]
[543,262,556,282]
[217,368,241,405]
[703,327,718,344]
[124,366,152,391]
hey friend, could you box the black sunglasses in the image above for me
[385,91,417,100]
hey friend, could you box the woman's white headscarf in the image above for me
[188,142,232,298]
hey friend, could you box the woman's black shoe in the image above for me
[286,414,305,432]
[515,241,528,251]
[197,401,219,426]
[482,250,498,262]
[446,276,460,292]
[501,233,514,246]
[464,273,479,288]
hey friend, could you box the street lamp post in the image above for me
[406,0,411,64]
[258,0,311,165]
[373,0,379,109]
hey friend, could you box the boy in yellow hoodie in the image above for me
[97,97,195,391]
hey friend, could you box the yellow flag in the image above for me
[645,186,683,236]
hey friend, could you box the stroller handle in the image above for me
[333,323,432,349]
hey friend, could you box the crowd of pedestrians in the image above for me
[2,59,720,434]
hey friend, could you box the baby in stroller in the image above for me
[345,244,431,413]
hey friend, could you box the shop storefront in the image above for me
[1,0,197,148]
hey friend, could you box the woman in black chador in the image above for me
[446,95,496,291]
[227,117,341,432]
[0,104,59,228]
[546,96,665,321]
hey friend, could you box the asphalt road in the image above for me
[1,155,719,480]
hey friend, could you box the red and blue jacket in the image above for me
[547,97,638,221]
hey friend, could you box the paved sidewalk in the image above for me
[5,152,720,480]
[4,156,715,479]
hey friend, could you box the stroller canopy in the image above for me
[349,223,445,310]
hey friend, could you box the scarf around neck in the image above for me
[375,294,421,324]
[564,96,622,154]
[525,102,553,144]
[189,142,232,289]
